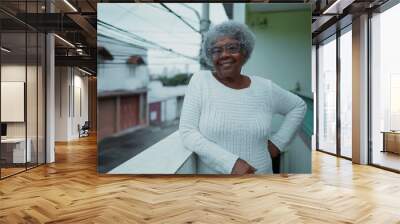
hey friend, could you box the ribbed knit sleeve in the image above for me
[179,73,239,174]
[269,82,307,152]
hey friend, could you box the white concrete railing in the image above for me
[108,129,310,174]
[108,131,196,174]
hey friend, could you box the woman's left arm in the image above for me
[269,82,307,152]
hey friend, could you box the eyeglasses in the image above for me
[210,43,242,58]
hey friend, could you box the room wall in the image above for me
[72,73,89,138]
[1,64,45,163]
[55,66,69,141]
[1,65,40,137]
[55,66,89,141]
[88,77,97,132]
[1,65,25,138]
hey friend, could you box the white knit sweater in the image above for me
[179,70,306,174]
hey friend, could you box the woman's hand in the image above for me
[231,159,256,174]
[268,140,281,159]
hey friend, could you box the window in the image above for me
[317,35,337,155]
[0,1,47,179]
[370,2,400,171]
[339,28,352,158]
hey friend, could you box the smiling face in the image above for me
[211,37,245,79]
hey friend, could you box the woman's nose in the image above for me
[220,49,230,58]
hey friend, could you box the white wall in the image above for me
[1,66,25,128]
[1,64,46,164]
[55,67,68,141]
[98,64,149,92]
[1,65,27,141]
[97,35,149,92]
[1,65,41,138]
[71,74,89,138]
[162,98,178,122]
[55,67,89,141]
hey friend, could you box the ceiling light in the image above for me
[322,0,351,15]
[1,47,11,53]
[78,67,92,76]
[54,34,75,48]
[76,48,84,55]
[63,0,78,12]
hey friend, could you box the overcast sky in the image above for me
[98,3,228,76]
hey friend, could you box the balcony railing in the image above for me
[109,131,311,174]
[109,91,313,174]
[108,131,196,174]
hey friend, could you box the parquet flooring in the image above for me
[1,167,26,178]
[1,134,400,223]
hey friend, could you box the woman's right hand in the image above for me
[231,159,256,174]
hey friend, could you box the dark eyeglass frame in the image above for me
[209,42,242,58]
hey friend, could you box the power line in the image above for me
[160,3,200,34]
[107,3,199,43]
[98,33,147,50]
[107,29,200,34]
[181,3,201,22]
[112,4,174,35]
[112,54,198,59]
[98,37,199,63]
[146,3,198,25]
[98,20,198,61]
[107,4,135,24]
[99,62,199,65]
[100,38,200,47]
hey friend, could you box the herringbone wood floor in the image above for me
[1,135,400,224]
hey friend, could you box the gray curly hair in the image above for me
[201,20,256,67]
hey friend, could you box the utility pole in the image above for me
[200,3,210,70]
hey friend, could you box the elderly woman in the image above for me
[179,21,306,174]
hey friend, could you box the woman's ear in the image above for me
[240,54,248,66]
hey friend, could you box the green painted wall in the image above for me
[243,8,312,173]
[244,9,312,98]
